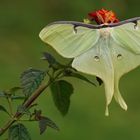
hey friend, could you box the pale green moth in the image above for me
[39,17,140,116]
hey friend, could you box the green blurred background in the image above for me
[0,0,140,139]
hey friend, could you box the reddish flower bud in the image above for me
[88,9,119,24]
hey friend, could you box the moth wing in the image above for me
[112,21,140,54]
[72,35,114,116]
[39,24,99,58]
[110,36,140,109]
[72,27,140,115]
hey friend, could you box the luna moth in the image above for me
[39,9,140,116]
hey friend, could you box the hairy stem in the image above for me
[0,70,62,136]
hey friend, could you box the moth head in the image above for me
[88,8,119,25]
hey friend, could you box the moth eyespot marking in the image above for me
[94,56,100,62]
[117,54,123,60]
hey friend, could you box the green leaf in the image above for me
[42,52,63,70]
[42,52,57,65]
[64,70,96,86]
[50,80,73,116]
[33,109,59,134]
[0,91,6,98]
[20,68,46,98]
[8,123,31,140]
[9,87,22,95]
[0,105,10,116]
[39,116,59,135]
[0,89,23,100]
[11,95,25,100]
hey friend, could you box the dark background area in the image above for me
[0,0,140,139]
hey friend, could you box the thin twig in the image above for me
[0,70,63,136]
[6,97,13,117]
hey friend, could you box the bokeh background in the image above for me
[0,0,140,139]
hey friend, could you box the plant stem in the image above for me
[0,70,62,136]
[7,98,13,117]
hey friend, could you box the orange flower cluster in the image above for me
[88,9,119,24]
